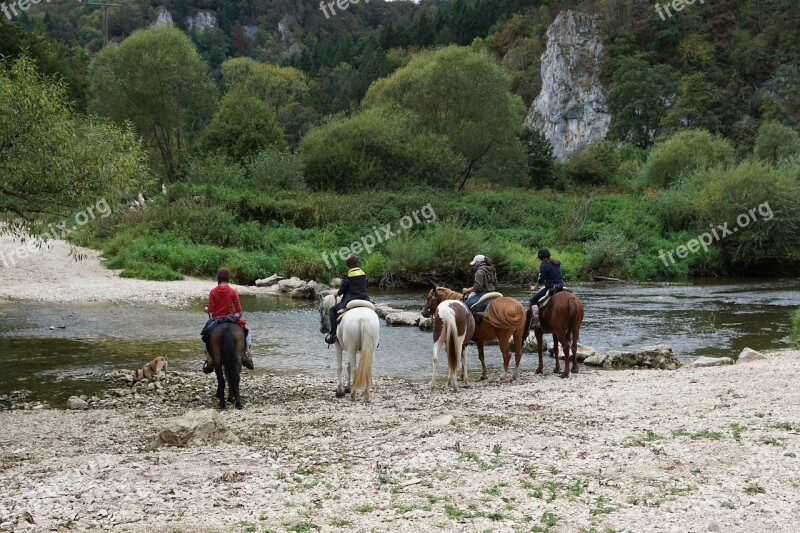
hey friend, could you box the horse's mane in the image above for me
[436,287,463,301]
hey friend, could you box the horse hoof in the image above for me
[560,373,569,379]
[479,375,488,381]
[345,387,351,394]
[535,368,543,375]
[217,403,225,410]
[572,367,580,374]
[335,391,346,398]
[235,403,243,410]
[553,368,561,374]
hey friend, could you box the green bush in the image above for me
[754,122,800,165]
[245,147,305,190]
[561,142,619,186]
[184,154,245,185]
[642,129,735,188]
[582,228,634,277]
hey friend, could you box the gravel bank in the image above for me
[1,350,799,532]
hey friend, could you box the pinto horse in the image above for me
[425,287,527,380]
[523,291,585,378]
[421,292,475,392]
[319,294,380,403]
[207,322,245,409]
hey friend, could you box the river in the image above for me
[1,278,798,407]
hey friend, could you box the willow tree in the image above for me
[363,45,525,189]
[88,27,214,182]
[0,57,148,237]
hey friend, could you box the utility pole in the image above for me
[86,1,124,47]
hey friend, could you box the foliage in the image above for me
[606,56,677,149]
[363,45,525,189]
[221,57,308,112]
[201,95,286,161]
[245,148,306,191]
[519,126,556,188]
[0,57,148,237]
[299,106,463,191]
[793,309,800,346]
[754,122,800,165]
[561,142,619,186]
[88,27,215,181]
[641,130,735,188]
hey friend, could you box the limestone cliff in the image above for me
[525,10,610,161]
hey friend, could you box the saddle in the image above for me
[201,315,247,343]
[469,291,503,314]
[538,285,571,311]
[336,299,375,323]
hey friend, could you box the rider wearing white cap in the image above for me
[462,254,496,311]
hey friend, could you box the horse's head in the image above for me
[421,287,441,318]
[318,293,336,334]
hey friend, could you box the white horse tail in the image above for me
[439,304,459,377]
[352,316,377,392]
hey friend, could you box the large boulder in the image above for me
[66,396,88,410]
[685,356,734,369]
[153,409,239,448]
[548,342,597,361]
[418,317,433,331]
[384,311,422,327]
[255,274,284,287]
[373,303,396,318]
[329,278,342,288]
[600,345,681,369]
[583,353,607,366]
[737,347,768,364]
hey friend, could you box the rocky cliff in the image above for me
[525,10,610,161]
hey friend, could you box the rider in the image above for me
[529,248,564,321]
[325,254,369,344]
[202,267,254,373]
[462,254,497,316]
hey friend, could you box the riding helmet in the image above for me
[537,248,551,260]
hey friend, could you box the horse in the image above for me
[425,287,527,380]
[319,294,380,403]
[421,291,475,392]
[523,290,585,378]
[206,322,245,409]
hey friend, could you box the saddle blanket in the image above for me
[469,291,503,313]
[539,286,572,310]
[336,299,375,322]
[201,315,247,342]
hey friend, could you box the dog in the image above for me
[133,355,168,383]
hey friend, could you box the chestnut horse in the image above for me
[421,294,475,391]
[523,291,585,378]
[424,287,527,380]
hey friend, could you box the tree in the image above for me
[606,56,677,148]
[754,121,800,164]
[364,46,525,189]
[519,126,555,188]
[221,57,308,112]
[661,73,726,135]
[642,129,735,188]
[1,57,148,237]
[88,27,214,182]
[201,95,286,161]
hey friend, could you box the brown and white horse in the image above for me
[421,292,475,391]
[524,291,585,378]
[423,287,527,380]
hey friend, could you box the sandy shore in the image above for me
[0,233,257,306]
[1,352,800,532]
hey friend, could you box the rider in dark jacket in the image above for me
[529,248,564,316]
[325,255,370,344]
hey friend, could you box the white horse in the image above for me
[319,294,380,403]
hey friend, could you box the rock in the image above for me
[329,277,342,288]
[604,350,638,369]
[601,345,681,369]
[185,11,217,32]
[384,311,422,327]
[66,397,88,410]
[255,274,284,287]
[153,409,239,448]
[737,347,767,364]
[418,317,433,331]
[583,353,608,366]
[686,356,735,368]
[373,303,395,318]
[277,277,306,292]
[548,342,597,361]
[524,334,548,354]
[525,10,610,161]
[153,6,173,28]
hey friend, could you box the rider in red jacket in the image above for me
[202,268,253,372]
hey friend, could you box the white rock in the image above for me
[66,396,88,410]
[255,274,284,287]
[384,311,421,327]
[686,356,734,368]
[153,409,239,448]
[583,353,608,367]
[737,347,768,364]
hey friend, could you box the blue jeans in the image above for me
[464,292,485,310]
[204,329,251,351]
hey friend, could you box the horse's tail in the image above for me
[567,297,584,347]
[220,326,237,386]
[352,316,377,392]
[486,298,526,331]
[437,304,460,377]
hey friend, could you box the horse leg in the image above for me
[348,350,357,402]
[430,336,442,390]
[460,343,470,385]
[512,329,524,381]
[560,335,572,379]
[497,331,513,381]
[552,334,561,374]
[335,345,345,398]
[215,367,225,410]
[535,330,544,374]
[571,330,580,374]
[477,341,488,380]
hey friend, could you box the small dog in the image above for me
[133,355,168,383]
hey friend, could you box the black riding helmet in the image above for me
[537,248,551,260]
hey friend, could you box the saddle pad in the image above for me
[539,286,570,310]
[470,291,503,310]
[346,299,375,310]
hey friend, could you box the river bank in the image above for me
[1,351,799,532]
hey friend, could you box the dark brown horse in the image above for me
[207,322,245,409]
[425,287,527,380]
[524,291,585,378]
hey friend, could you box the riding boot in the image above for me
[202,350,214,373]
[326,308,339,344]
[530,305,540,327]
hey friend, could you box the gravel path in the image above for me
[1,351,799,532]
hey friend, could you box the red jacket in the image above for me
[207,284,242,318]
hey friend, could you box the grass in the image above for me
[671,427,723,440]
[745,483,766,495]
[460,450,503,470]
[355,504,376,513]
[444,504,472,520]
[590,496,616,515]
[285,523,319,533]
[328,519,351,528]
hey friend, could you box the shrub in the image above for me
[184,154,245,185]
[754,121,800,165]
[561,142,619,186]
[642,129,734,188]
[582,228,634,276]
[245,147,305,190]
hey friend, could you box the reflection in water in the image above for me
[1,278,798,404]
